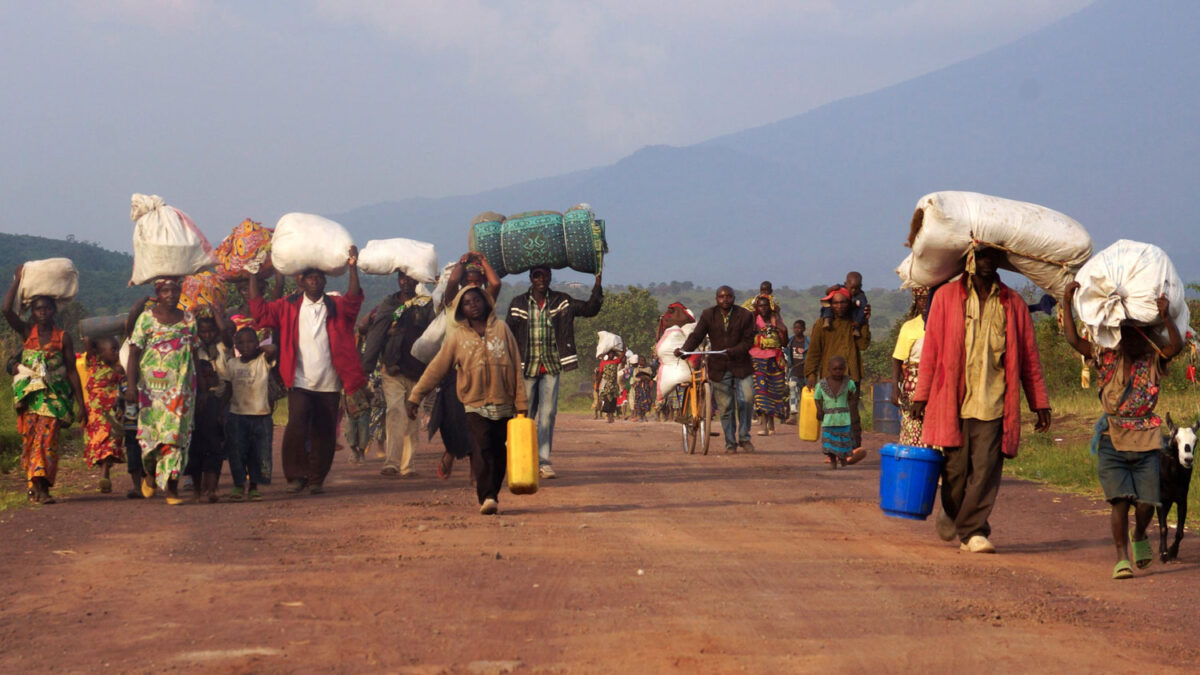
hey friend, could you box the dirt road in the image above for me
[1,414,1197,673]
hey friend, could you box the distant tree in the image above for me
[575,287,661,374]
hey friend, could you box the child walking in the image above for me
[186,360,227,502]
[3,266,86,504]
[813,355,866,468]
[82,336,126,493]
[1063,281,1183,579]
[223,327,278,501]
[407,287,527,515]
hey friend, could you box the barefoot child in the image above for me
[3,266,86,504]
[223,327,278,501]
[186,360,227,503]
[82,336,126,493]
[813,355,866,468]
[1063,281,1183,579]
[406,287,527,515]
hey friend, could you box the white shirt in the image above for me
[293,294,341,392]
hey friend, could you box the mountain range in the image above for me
[333,0,1200,289]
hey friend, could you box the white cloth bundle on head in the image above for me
[894,191,1093,298]
[1072,239,1190,350]
[596,331,623,359]
[270,213,355,276]
[129,193,215,285]
[357,238,439,282]
[18,258,78,306]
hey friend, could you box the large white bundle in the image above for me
[412,311,449,364]
[655,323,696,400]
[270,213,355,276]
[130,194,215,285]
[896,191,1093,298]
[18,258,78,306]
[595,331,623,359]
[1072,240,1190,350]
[357,238,438,282]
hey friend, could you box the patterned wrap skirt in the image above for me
[19,412,61,489]
[752,355,789,418]
[821,424,853,457]
[898,362,926,447]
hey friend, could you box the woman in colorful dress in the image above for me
[629,355,655,422]
[124,276,197,506]
[890,287,931,446]
[750,294,789,436]
[83,336,126,493]
[596,349,622,423]
[3,265,85,504]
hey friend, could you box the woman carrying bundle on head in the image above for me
[3,266,86,504]
[124,276,198,506]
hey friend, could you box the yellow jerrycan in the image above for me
[507,414,539,495]
[798,386,820,442]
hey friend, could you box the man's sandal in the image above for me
[1130,533,1153,569]
[1112,559,1134,579]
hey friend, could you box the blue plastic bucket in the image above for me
[872,383,901,435]
[879,443,944,520]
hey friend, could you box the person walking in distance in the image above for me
[911,247,1052,554]
[676,286,757,453]
[506,266,603,479]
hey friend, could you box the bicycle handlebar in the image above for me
[678,349,727,356]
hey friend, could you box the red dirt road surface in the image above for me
[2,414,1198,673]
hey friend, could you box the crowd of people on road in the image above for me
[4,240,1188,580]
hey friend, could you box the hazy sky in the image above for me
[0,0,1093,254]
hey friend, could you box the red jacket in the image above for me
[913,277,1049,458]
[250,292,367,395]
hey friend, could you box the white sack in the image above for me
[896,191,1093,298]
[411,311,449,364]
[357,238,438,282]
[130,193,215,285]
[596,331,623,358]
[655,323,696,400]
[1072,239,1190,350]
[270,213,355,276]
[429,262,457,310]
[18,258,78,306]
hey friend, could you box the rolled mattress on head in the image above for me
[895,191,1093,298]
[468,204,607,278]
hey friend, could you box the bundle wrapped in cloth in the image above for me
[468,204,608,278]
[179,270,228,313]
[1072,240,1191,350]
[215,219,273,280]
[270,213,355,276]
[357,238,439,282]
[595,331,623,358]
[17,258,78,306]
[894,191,1093,299]
[130,194,215,285]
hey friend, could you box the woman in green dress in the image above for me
[124,277,197,505]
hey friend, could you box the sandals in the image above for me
[99,478,112,494]
[846,448,867,465]
[1130,533,1153,569]
[141,477,157,499]
[1112,560,1134,579]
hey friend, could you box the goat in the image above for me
[1157,414,1198,562]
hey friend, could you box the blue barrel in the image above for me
[879,443,944,520]
[872,383,901,435]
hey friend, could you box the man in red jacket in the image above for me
[911,247,1052,554]
[250,247,366,495]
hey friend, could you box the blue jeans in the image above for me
[226,413,273,487]
[711,372,753,447]
[523,372,560,467]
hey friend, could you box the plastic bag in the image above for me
[18,258,78,306]
[1072,240,1190,350]
[270,213,354,276]
[895,191,1093,298]
[357,238,438,282]
[596,331,623,358]
[130,194,215,285]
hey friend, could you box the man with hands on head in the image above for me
[249,246,367,495]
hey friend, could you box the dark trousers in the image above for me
[940,417,1004,542]
[282,389,340,485]
[466,413,509,504]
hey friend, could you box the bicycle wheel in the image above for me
[699,381,713,455]
[680,386,698,454]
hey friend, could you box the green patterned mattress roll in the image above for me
[468,205,608,277]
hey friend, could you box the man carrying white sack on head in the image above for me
[249,248,366,495]
[361,268,433,478]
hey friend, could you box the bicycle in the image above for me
[676,349,723,455]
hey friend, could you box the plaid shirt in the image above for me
[524,298,561,378]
